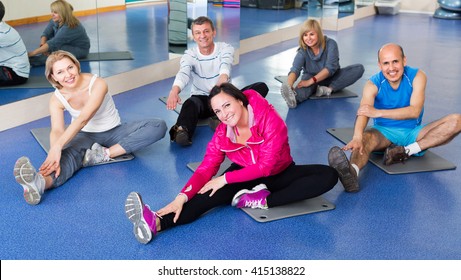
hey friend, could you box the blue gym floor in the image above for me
[1,4,461,260]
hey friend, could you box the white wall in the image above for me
[2,0,125,21]
[401,0,438,13]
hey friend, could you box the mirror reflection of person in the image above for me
[281,19,364,108]
[328,43,461,193]
[28,0,90,66]
[0,1,29,86]
[13,51,167,205]
[125,83,338,244]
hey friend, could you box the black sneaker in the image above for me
[328,146,359,193]
[383,144,410,166]
[169,125,192,146]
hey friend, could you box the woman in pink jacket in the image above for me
[124,83,338,244]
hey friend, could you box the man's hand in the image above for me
[357,104,381,118]
[344,136,364,155]
[166,89,182,110]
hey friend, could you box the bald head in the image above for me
[378,43,405,62]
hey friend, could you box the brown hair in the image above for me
[298,19,325,51]
[209,83,249,110]
[191,16,215,32]
[45,50,81,89]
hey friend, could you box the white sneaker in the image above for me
[13,156,45,205]
[280,83,297,108]
[82,143,111,167]
[315,86,332,97]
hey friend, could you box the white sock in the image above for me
[351,163,360,176]
[404,142,421,156]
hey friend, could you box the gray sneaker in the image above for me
[315,85,332,97]
[82,143,111,167]
[13,156,45,205]
[328,146,359,193]
[280,83,297,108]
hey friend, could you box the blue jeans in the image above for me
[52,118,167,187]
[295,63,365,103]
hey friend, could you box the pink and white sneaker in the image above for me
[231,184,270,209]
[125,192,159,244]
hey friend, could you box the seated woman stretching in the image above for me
[280,19,364,108]
[13,50,167,205]
[124,82,339,244]
[28,0,90,66]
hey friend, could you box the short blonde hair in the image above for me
[45,50,81,89]
[299,19,325,51]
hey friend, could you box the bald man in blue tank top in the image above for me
[328,43,461,193]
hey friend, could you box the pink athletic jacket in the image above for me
[179,89,293,201]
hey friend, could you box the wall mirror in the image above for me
[0,0,363,107]
[240,1,307,40]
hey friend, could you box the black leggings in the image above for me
[159,162,338,231]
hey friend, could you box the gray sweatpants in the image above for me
[295,63,365,103]
[52,118,167,187]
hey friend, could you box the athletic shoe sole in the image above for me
[13,156,41,205]
[125,192,152,244]
[231,184,268,207]
[328,146,359,193]
[280,83,297,109]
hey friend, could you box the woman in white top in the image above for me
[13,50,167,205]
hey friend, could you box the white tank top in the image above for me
[54,74,121,132]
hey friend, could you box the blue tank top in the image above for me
[370,66,423,128]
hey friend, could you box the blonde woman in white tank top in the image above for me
[13,51,167,205]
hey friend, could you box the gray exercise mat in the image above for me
[242,196,335,223]
[159,96,208,126]
[274,75,358,99]
[30,127,134,164]
[0,75,53,89]
[274,75,295,85]
[327,127,456,174]
[187,159,335,222]
[80,51,134,61]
